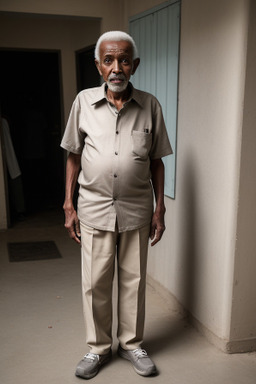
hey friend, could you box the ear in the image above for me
[95,59,103,76]
[132,58,140,75]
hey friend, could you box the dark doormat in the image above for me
[8,241,62,262]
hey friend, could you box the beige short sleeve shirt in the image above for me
[61,83,172,232]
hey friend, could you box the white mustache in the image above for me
[108,74,126,81]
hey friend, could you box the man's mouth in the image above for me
[108,75,126,84]
[110,78,123,83]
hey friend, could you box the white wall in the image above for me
[229,0,256,352]
[178,0,248,341]
[155,0,251,350]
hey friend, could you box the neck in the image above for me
[106,83,131,103]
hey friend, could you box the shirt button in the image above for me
[114,174,117,178]
[116,131,119,134]
[115,152,118,155]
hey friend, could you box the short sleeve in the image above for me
[60,95,86,154]
[149,100,173,160]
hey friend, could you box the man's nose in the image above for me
[112,60,122,73]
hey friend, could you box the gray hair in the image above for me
[94,31,139,61]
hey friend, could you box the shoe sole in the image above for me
[75,368,99,380]
[118,348,157,377]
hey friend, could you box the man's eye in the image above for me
[104,58,112,64]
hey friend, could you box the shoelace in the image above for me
[133,349,148,358]
[84,353,98,361]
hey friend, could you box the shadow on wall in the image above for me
[177,150,201,317]
[144,150,204,355]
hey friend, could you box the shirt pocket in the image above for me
[131,130,152,159]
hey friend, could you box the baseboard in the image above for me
[226,338,256,354]
[147,275,256,354]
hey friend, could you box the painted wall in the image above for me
[172,0,250,349]
[0,0,123,31]
[229,0,256,352]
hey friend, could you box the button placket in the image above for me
[113,114,120,204]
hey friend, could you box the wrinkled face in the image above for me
[95,40,139,93]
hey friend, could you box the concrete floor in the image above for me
[0,209,256,384]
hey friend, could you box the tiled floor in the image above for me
[0,210,255,384]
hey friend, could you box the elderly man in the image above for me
[61,31,172,379]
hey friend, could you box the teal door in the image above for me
[130,0,180,198]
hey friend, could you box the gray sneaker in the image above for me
[118,346,157,376]
[75,351,112,379]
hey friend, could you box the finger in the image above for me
[151,227,165,246]
[150,223,156,240]
[74,224,81,244]
[68,227,76,239]
[151,234,159,246]
[73,235,81,244]
[71,229,81,244]
[75,220,81,237]
[66,224,80,244]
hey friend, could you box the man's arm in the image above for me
[150,158,166,246]
[63,152,81,244]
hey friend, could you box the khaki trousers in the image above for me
[80,222,150,355]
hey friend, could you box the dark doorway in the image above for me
[0,49,64,223]
[76,45,101,92]
[72,46,100,209]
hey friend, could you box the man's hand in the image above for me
[63,152,81,244]
[150,208,166,246]
[63,202,81,244]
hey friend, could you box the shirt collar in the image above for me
[91,82,143,108]
[90,82,106,105]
